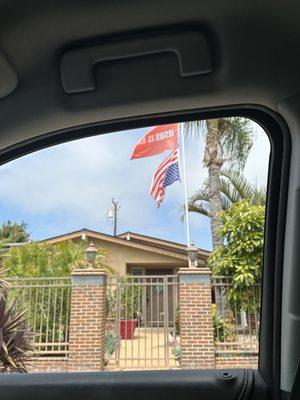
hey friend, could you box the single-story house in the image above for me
[41,228,210,276]
[5,229,211,328]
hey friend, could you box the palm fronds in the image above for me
[0,221,29,243]
[220,168,255,203]
[183,120,206,139]
[185,169,266,218]
[218,117,253,169]
[186,187,210,217]
[184,118,253,169]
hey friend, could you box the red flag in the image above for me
[130,123,178,159]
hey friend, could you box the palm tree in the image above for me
[184,118,253,249]
[187,168,266,217]
[0,221,29,243]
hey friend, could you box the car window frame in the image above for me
[0,104,290,400]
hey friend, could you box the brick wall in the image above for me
[178,268,215,369]
[28,357,69,373]
[27,354,258,372]
[24,268,259,373]
[215,354,258,369]
[68,269,107,372]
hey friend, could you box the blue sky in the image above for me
[0,121,270,251]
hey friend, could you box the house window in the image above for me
[131,267,145,276]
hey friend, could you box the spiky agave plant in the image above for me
[0,259,7,294]
[0,268,34,373]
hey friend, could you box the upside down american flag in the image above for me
[150,147,180,207]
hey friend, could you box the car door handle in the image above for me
[60,29,212,93]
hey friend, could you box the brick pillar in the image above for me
[178,267,215,369]
[68,269,107,372]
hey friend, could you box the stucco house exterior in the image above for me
[42,228,210,275]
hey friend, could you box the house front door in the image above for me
[144,269,176,327]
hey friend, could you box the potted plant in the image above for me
[119,278,142,340]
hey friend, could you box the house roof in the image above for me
[118,231,210,257]
[41,228,210,262]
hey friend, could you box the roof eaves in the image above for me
[42,229,188,261]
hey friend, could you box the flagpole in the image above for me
[180,123,191,253]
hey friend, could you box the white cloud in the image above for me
[0,121,270,248]
[244,124,270,187]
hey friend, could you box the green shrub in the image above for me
[172,344,181,361]
[209,200,264,312]
[212,304,235,342]
[4,241,113,278]
[104,332,120,365]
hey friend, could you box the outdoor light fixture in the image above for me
[187,243,198,268]
[85,242,97,268]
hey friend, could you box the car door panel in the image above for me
[0,370,267,400]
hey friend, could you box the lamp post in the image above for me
[187,243,199,268]
[85,242,97,269]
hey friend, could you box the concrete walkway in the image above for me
[106,327,180,370]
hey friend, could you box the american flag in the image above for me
[150,147,180,207]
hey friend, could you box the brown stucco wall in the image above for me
[72,236,187,275]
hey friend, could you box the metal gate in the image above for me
[106,275,179,369]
